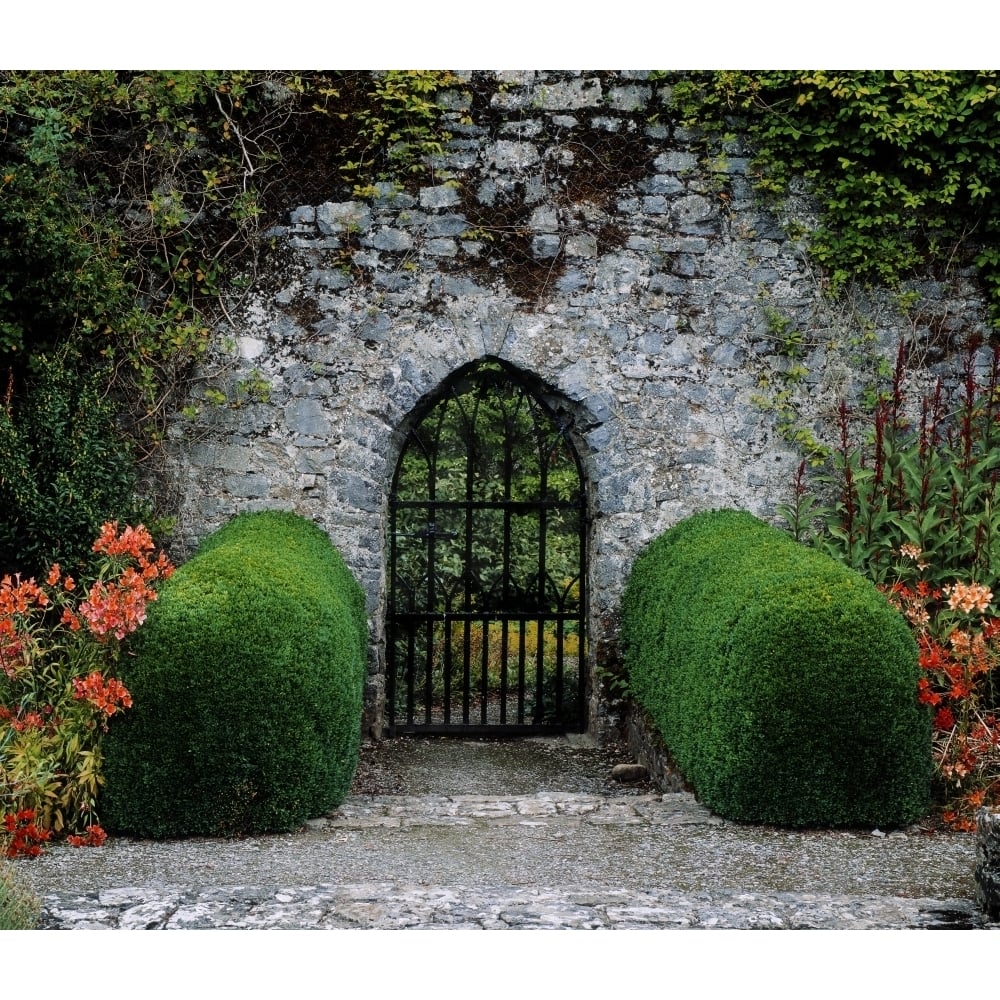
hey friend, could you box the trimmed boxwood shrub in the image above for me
[100,510,366,838]
[622,509,931,827]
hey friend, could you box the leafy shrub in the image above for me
[100,510,366,838]
[0,857,39,930]
[622,509,931,827]
[783,341,1000,589]
[1,523,171,847]
[881,548,999,831]
[780,339,1000,827]
[0,349,141,578]
[0,70,468,455]
[672,72,1000,325]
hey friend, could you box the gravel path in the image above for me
[13,737,993,929]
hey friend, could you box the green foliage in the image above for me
[782,341,1000,587]
[0,71,464,383]
[340,70,464,184]
[0,70,466,574]
[672,71,1000,326]
[622,509,930,827]
[0,348,141,577]
[0,71,264,383]
[0,858,39,929]
[99,510,366,838]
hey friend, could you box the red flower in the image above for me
[66,825,107,848]
[917,677,942,706]
[933,706,956,731]
[2,809,52,858]
[948,680,973,701]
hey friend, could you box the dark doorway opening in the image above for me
[387,359,588,736]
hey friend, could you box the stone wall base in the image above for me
[623,701,688,794]
[975,807,1000,922]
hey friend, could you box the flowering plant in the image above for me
[881,545,1000,831]
[0,523,173,856]
[2,809,51,858]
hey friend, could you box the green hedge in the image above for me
[622,509,931,827]
[100,510,366,838]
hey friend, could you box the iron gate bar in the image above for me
[387,360,587,737]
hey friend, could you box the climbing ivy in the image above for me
[0,70,463,572]
[338,70,465,191]
[0,71,464,426]
[671,71,1000,327]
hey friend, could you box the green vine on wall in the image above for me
[748,301,831,465]
[0,70,464,574]
[671,71,1000,329]
[0,71,464,430]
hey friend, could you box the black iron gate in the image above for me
[388,360,587,735]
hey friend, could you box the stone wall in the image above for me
[976,807,1000,921]
[156,71,992,737]
[624,703,688,794]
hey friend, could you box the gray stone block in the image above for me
[419,184,462,210]
[565,234,597,258]
[317,201,372,235]
[486,140,540,170]
[426,238,458,257]
[223,473,270,498]
[639,174,685,196]
[532,234,562,258]
[311,269,352,290]
[606,85,651,111]
[532,77,603,110]
[671,194,716,227]
[653,151,699,173]
[426,214,470,237]
[284,397,330,438]
[189,443,255,473]
[369,228,415,252]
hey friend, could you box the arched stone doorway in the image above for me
[387,358,589,735]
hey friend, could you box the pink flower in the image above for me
[945,582,993,615]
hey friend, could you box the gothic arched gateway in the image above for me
[387,359,588,735]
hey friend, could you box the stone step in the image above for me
[17,790,991,930]
[36,881,987,930]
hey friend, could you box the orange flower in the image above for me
[60,607,81,631]
[92,521,156,560]
[72,671,132,715]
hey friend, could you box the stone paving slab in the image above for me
[19,789,995,930]
[318,791,723,827]
[36,881,988,930]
